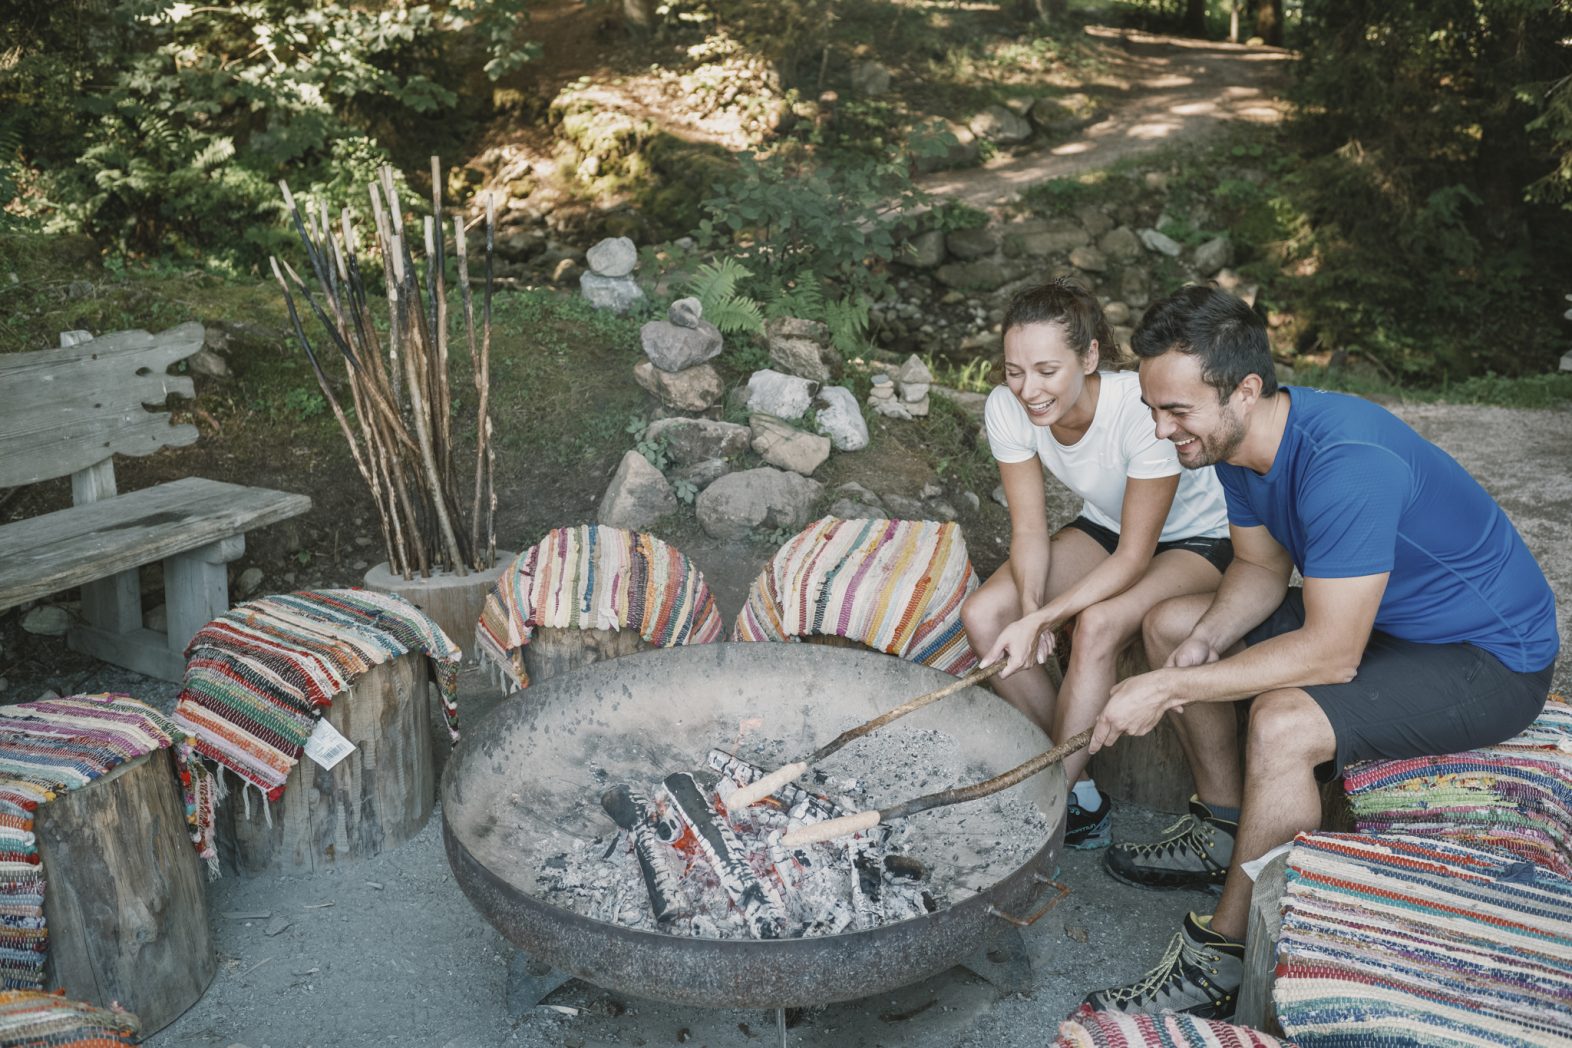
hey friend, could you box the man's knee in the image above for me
[1247,689,1335,766]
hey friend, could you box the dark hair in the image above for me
[1130,285,1277,402]
[1000,278,1127,368]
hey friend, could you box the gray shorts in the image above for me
[1242,589,1555,781]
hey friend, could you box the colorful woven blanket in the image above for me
[1344,694,1571,878]
[733,517,979,675]
[174,589,460,806]
[1274,832,1572,1047]
[1055,1006,1294,1046]
[0,695,209,993]
[475,525,724,692]
[0,990,137,1046]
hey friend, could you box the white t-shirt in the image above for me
[984,370,1230,541]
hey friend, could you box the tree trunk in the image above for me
[1016,0,1068,27]
[1254,0,1283,46]
[1183,0,1208,36]
[39,750,216,1036]
[218,652,435,874]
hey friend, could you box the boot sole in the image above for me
[1101,859,1225,895]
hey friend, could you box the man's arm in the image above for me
[1167,522,1294,668]
[1092,571,1387,751]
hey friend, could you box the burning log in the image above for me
[600,785,693,926]
[660,773,786,940]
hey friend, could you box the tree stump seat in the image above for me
[218,652,435,874]
[36,748,216,1037]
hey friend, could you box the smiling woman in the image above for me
[959,279,1232,851]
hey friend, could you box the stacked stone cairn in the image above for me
[579,236,645,314]
[633,297,725,413]
[868,354,932,420]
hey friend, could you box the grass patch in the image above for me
[1294,367,1572,410]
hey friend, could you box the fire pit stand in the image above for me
[443,643,1069,1026]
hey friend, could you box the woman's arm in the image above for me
[987,473,1177,673]
[999,457,1052,616]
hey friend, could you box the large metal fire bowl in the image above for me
[441,642,1066,1010]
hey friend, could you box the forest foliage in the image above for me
[2,0,1569,379]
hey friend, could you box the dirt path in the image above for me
[917,26,1295,211]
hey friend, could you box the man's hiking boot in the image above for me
[1064,787,1112,850]
[1083,912,1245,1019]
[1102,797,1236,892]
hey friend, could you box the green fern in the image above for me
[823,295,871,356]
[682,258,765,335]
[764,272,825,319]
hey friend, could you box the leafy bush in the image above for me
[2,0,534,263]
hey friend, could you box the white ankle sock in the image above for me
[1071,777,1102,807]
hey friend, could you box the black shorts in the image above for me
[1059,515,1234,574]
[1243,588,1555,781]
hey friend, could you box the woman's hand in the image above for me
[984,614,1055,677]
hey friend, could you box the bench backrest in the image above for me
[0,322,204,491]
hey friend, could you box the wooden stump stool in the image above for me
[219,652,434,874]
[37,749,216,1036]
[520,627,652,687]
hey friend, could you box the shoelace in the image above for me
[1102,932,1186,1005]
[1123,812,1213,859]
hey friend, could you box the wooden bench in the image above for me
[0,324,312,680]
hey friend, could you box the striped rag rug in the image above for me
[474,525,724,693]
[1344,694,1572,878]
[1056,1005,1294,1046]
[0,695,210,992]
[732,517,979,676]
[174,589,460,808]
[1273,831,1572,1047]
[0,990,137,1046]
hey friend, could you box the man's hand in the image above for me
[984,616,1054,677]
[1092,670,1175,754]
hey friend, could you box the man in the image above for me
[1082,285,1559,1017]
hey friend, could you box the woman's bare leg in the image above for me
[960,529,1106,733]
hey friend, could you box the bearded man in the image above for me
[1080,285,1559,1018]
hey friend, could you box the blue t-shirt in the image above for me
[1215,387,1558,673]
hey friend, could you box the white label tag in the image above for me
[304,717,356,770]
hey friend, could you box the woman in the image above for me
[960,280,1232,849]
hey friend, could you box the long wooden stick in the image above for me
[780,727,1094,847]
[728,662,1005,810]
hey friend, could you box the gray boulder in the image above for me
[895,354,933,386]
[1027,92,1101,135]
[1001,218,1089,258]
[970,105,1032,145]
[1119,267,1152,309]
[834,482,883,508]
[750,413,832,476]
[644,417,752,464]
[1139,228,1183,258]
[1193,236,1234,276]
[946,227,998,261]
[898,229,947,269]
[934,259,1027,291]
[641,317,723,372]
[814,385,869,451]
[829,499,885,520]
[668,296,704,328]
[599,450,676,529]
[851,60,892,97]
[586,236,638,277]
[1104,301,1132,325]
[580,271,645,313]
[881,493,926,519]
[1076,205,1115,239]
[672,458,732,490]
[1069,245,1108,273]
[633,360,723,411]
[765,317,836,383]
[21,606,70,637]
[1098,226,1143,264]
[695,468,824,540]
[913,120,981,173]
[746,369,818,420]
